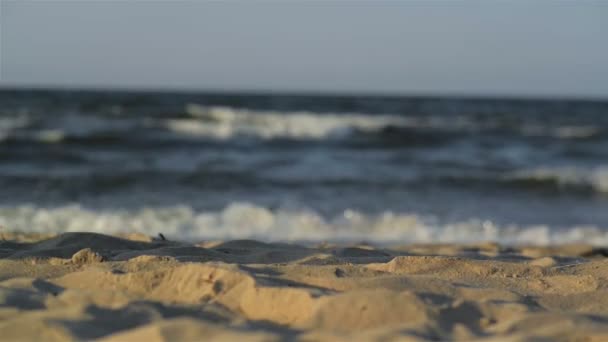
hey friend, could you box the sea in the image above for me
[1,89,607,245]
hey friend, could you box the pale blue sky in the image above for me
[1,1,607,98]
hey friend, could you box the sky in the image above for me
[1,1,607,98]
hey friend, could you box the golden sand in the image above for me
[1,232,608,341]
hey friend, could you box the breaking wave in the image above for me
[1,202,607,245]
[2,104,606,145]
[504,166,608,194]
[165,104,413,140]
[163,104,607,141]
[0,112,30,141]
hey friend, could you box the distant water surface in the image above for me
[1,90,607,244]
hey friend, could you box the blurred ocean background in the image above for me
[1,89,607,244]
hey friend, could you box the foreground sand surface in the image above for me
[1,233,608,341]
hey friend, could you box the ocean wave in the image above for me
[1,202,607,245]
[2,163,608,198]
[0,112,30,141]
[163,104,414,140]
[2,104,606,145]
[157,104,608,142]
[0,114,131,145]
[503,166,608,194]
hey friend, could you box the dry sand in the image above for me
[1,232,608,341]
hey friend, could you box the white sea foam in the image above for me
[157,104,608,141]
[2,113,142,143]
[165,104,413,139]
[0,112,30,141]
[3,105,603,143]
[1,202,606,245]
[506,166,608,193]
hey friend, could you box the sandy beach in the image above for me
[0,232,606,341]
[3,1,608,340]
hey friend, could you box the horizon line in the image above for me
[1,83,607,103]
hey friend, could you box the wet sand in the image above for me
[1,232,608,341]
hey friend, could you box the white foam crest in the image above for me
[5,113,141,143]
[0,112,30,141]
[166,104,608,141]
[506,166,608,193]
[1,202,607,245]
[165,104,412,139]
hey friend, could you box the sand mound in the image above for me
[71,248,105,264]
